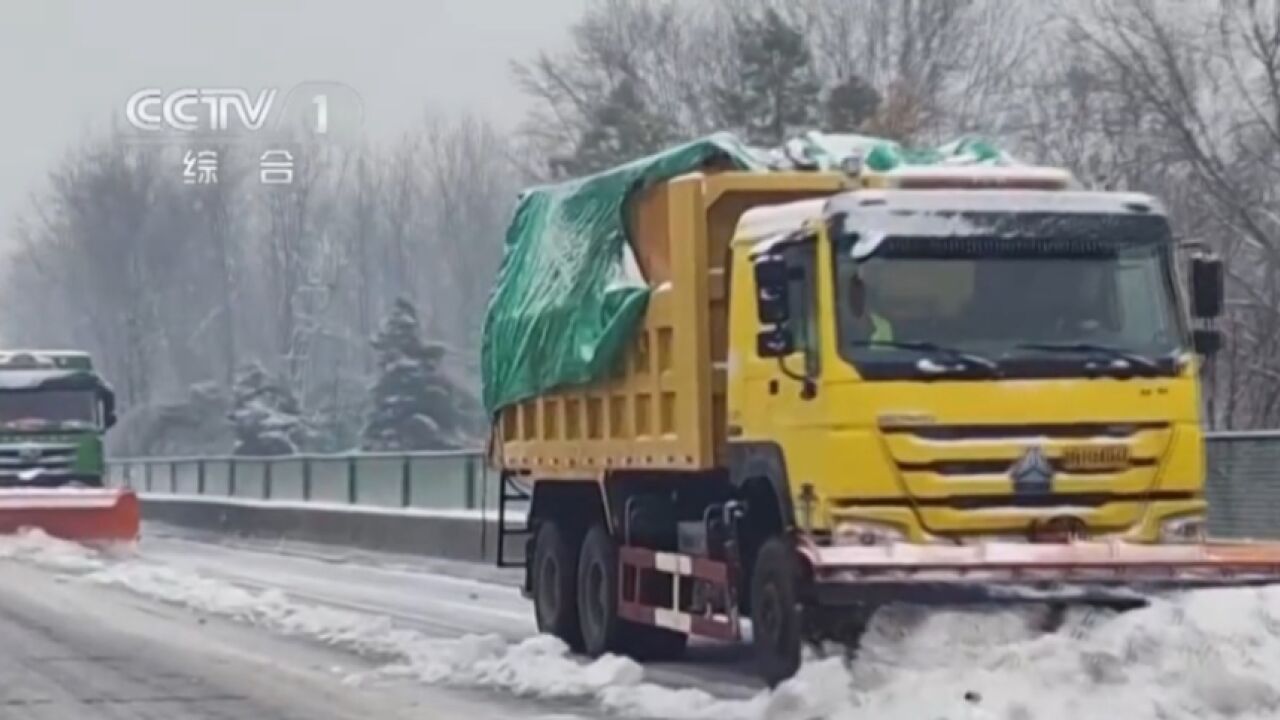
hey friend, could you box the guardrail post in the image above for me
[464,456,477,510]
[401,456,411,508]
[348,456,358,505]
[302,457,312,501]
[170,461,177,493]
[264,459,274,500]
[197,459,206,495]
[229,459,237,497]
[145,462,153,492]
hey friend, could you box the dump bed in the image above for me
[493,171,846,476]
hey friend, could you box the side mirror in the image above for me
[753,254,791,325]
[1189,254,1224,319]
[101,388,117,429]
[1193,328,1223,357]
[757,327,795,358]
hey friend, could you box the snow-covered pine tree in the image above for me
[714,8,822,147]
[228,362,305,456]
[361,298,472,451]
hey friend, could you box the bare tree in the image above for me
[511,0,720,175]
[775,0,1035,141]
[1065,0,1280,427]
[417,114,522,355]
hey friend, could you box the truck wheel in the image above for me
[532,521,583,651]
[577,524,623,656]
[750,536,803,686]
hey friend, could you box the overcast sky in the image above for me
[0,0,588,252]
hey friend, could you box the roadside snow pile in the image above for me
[0,527,114,572]
[76,560,685,709]
[76,563,1280,720]
[775,596,1280,720]
[5,528,1280,720]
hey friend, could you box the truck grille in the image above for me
[0,444,76,478]
[890,421,1165,441]
[878,421,1173,501]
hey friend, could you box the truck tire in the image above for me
[750,536,803,686]
[577,524,624,656]
[532,521,583,651]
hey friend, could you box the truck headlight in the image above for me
[1159,514,1206,543]
[834,521,906,546]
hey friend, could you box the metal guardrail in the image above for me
[106,433,1280,538]
[106,449,504,514]
[1204,431,1280,539]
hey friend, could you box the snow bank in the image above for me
[780,599,1280,720]
[80,561,695,715]
[0,527,119,572]
[5,528,1280,720]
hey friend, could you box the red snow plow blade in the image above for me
[800,538,1280,607]
[0,487,140,544]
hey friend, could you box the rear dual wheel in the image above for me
[532,521,584,651]
[577,524,687,661]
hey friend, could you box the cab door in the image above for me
[737,232,831,529]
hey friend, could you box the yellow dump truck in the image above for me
[481,134,1280,685]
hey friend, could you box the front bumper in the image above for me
[824,497,1208,546]
[798,535,1280,609]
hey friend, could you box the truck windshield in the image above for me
[833,213,1188,379]
[0,390,98,430]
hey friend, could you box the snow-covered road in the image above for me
[4,523,1280,720]
[139,527,763,700]
[0,543,570,719]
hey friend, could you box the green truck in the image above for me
[0,350,117,488]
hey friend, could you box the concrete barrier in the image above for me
[138,494,527,566]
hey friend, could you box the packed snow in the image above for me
[3,529,1280,720]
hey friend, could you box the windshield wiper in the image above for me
[1013,342,1163,375]
[849,340,1002,375]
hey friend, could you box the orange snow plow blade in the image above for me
[0,488,140,544]
[800,539,1280,607]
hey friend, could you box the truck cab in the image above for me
[737,165,1225,548]
[0,350,117,488]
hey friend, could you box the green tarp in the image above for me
[480,131,1015,415]
[480,132,764,414]
[778,131,1011,172]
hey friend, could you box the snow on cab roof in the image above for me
[0,349,89,358]
[832,188,1165,217]
[0,350,94,372]
[735,197,827,244]
[734,188,1165,248]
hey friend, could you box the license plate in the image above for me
[1028,516,1087,543]
[1061,445,1129,472]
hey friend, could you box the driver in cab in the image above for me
[845,268,894,345]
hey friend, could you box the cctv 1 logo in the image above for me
[124,82,363,140]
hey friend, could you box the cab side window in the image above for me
[782,240,821,376]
